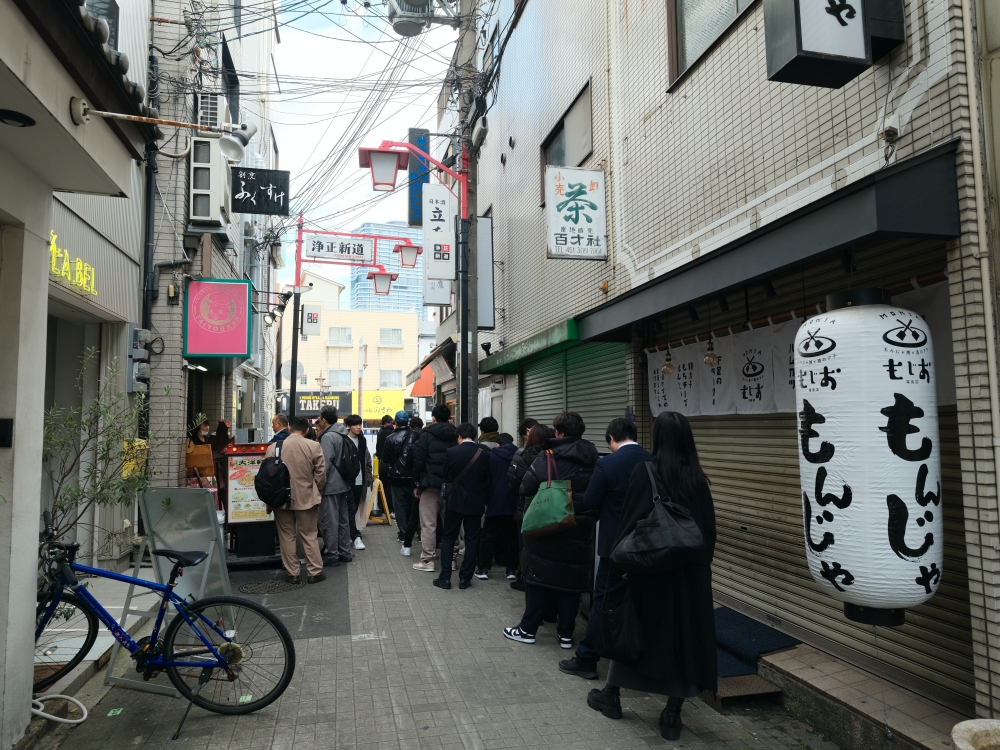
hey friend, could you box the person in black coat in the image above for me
[410,405,459,570]
[505,423,552,589]
[434,423,492,589]
[560,417,651,679]
[382,411,417,544]
[476,435,519,579]
[586,411,717,742]
[504,412,599,648]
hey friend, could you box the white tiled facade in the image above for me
[468,0,1000,718]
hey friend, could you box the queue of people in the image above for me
[389,407,718,743]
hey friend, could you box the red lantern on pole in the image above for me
[367,265,399,295]
[392,243,422,269]
[358,147,410,192]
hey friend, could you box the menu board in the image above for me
[225,444,272,524]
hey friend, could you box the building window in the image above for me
[328,327,352,346]
[379,328,403,347]
[540,83,592,199]
[669,0,753,82]
[327,369,351,389]
[379,370,402,389]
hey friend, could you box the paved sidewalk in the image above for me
[54,525,843,750]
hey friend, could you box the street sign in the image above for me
[408,128,430,227]
[301,304,321,336]
[302,233,375,265]
[422,183,456,279]
[544,167,608,261]
[230,168,290,216]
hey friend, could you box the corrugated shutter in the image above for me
[691,408,973,713]
[520,351,566,426]
[566,342,630,450]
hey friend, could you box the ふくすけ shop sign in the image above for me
[49,231,97,297]
[184,279,252,357]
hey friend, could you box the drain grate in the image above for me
[239,579,305,594]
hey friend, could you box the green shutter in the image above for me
[520,352,566,428]
[566,342,630,452]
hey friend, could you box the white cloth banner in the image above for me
[891,282,956,406]
[647,345,701,416]
[700,335,736,415]
[734,326,776,413]
[771,319,801,413]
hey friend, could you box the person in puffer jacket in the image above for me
[506,423,553,589]
[475,435,519,580]
[409,404,459,571]
[381,410,418,543]
[503,412,599,649]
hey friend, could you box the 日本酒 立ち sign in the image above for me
[183,279,252,357]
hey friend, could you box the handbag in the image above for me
[610,462,704,574]
[597,582,644,662]
[520,451,576,538]
[441,448,483,501]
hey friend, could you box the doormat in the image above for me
[716,607,799,677]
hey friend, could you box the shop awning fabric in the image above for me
[577,139,961,341]
[409,366,436,398]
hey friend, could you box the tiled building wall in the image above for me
[471,0,1000,717]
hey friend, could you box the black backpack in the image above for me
[254,443,291,509]
[333,433,361,484]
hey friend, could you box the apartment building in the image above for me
[428,0,1000,727]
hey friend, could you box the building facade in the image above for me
[350,220,426,317]
[424,0,1000,725]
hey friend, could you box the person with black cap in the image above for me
[478,416,500,449]
[382,410,418,543]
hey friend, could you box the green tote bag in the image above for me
[521,450,576,538]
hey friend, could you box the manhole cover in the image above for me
[238,579,305,594]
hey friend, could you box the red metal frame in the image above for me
[365,139,469,221]
[294,212,420,285]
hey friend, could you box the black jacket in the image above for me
[412,421,458,490]
[381,426,417,480]
[520,436,600,593]
[612,463,718,693]
[375,424,394,477]
[576,443,652,557]
[485,442,518,517]
[443,441,492,515]
[507,445,544,498]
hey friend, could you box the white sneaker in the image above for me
[353,537,365,550]
[412,561,435,572]
[503,626,535,644]
[400,546,411,556]
[559,636,574,649]
[474,569,489,580]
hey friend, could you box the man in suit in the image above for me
[559,417,651,679]
[434,423,492,590]
[264,416,328,584]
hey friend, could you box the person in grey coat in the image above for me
[317,405,354,565]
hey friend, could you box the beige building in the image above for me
[279,271,421,423]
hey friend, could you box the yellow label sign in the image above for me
[352,390,405,421]
[49,231,98,297]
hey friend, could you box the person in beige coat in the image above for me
[264,415,327,584]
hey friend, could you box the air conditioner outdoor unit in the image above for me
[195,92,228,129]
[189,136,231,226]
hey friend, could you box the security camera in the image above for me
[879,113,900,145]
[481,342,492,355]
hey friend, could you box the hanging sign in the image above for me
[763,0,871,89]
[648,345,701,416]
[230,168,290,216]
[301,304,321,337]
[303,234,375,265]
[772,319,800,413]
[422,183,456,279]
[794,298,942,622]
[544,166,608,260]
[407,128,431,227]
[700,336,736,415]
[183,279,252,357]
[735,326,776,413]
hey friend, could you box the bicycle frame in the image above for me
[36,562,229,669]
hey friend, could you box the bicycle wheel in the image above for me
[34,592,99,692]
[162,595,295,714]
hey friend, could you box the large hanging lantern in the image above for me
[367,266,399,295]
[358,147,410,192]
[794,289,941,626]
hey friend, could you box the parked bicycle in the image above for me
[34,512,295,725]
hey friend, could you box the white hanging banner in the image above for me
[673,344,701,416]
[891,282,956,406]
[422,183,456,280]
[700,335,736,415]
[647,349,677,416]
[734,326,776,413]
[795,304,942,611]
[772,319,801,413]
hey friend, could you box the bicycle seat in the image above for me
[153,549,209,567]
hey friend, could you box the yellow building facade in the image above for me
[279,271,420,422]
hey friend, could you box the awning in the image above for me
[479,318,578,374]
[577,139,961,341]
[409,366,436,398]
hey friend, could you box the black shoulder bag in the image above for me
[596,576,645,662]
[440,448,482,500]
[610,462,704,574]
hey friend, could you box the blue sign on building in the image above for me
[408,128,430,227]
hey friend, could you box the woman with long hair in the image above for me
[586,411,717,742]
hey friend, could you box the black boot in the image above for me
[659,697,684,741]
[586,685,622,720]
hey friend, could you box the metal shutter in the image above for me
[520,352,566,427]
[566,342,630,451]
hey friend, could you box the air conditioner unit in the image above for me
[386,0,432,36]
[195,92,228,129]
[189,136,231,226]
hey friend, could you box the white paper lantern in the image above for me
[794,290,942,625]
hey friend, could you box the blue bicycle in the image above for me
[34,514,295,718]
